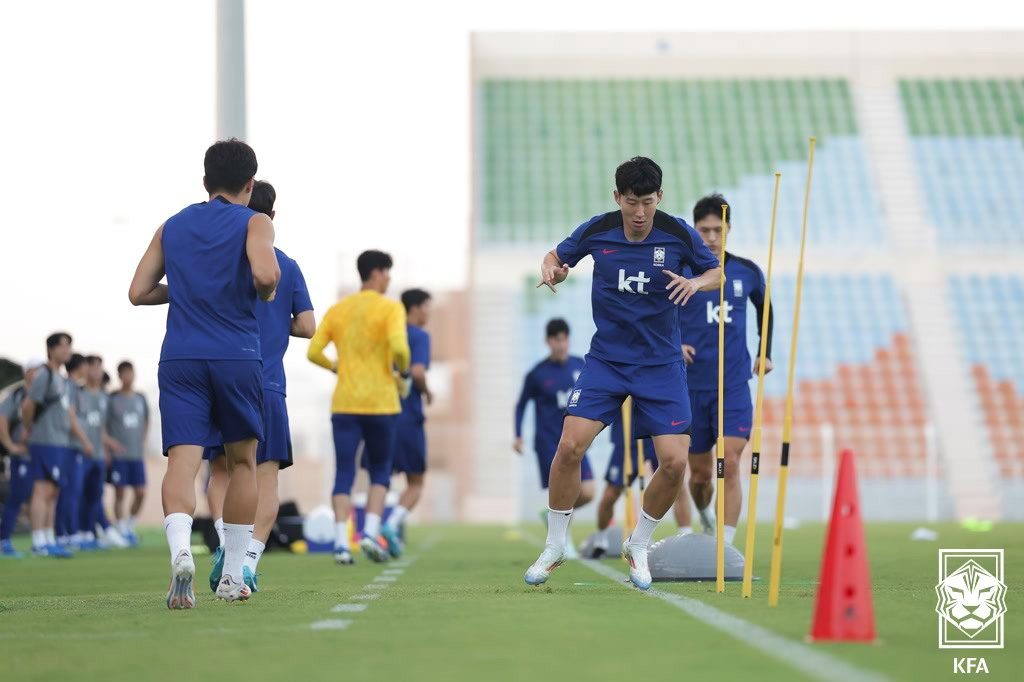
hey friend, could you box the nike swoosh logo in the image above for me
[601,249,619,255]
[671,420,689,427]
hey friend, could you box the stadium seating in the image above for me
[900,79,1024,246]
[950,274,1024,476]
[479,79,886,250]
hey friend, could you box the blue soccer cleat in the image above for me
[209,546,225,593]
[44,544,73,559]
[380,525,404,559]
[242,565,259,593]
[1,539,24,559]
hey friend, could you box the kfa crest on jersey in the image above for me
[653,247,666,266]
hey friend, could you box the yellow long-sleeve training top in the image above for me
[307,289,411,414]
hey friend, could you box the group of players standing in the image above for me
[126,139,431,608]
[519,157,772,589]
[0,340,149,558]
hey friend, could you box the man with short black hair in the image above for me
[129,138,281,607]
[380,288,433,554]
[107,360,149,546]
[0,358,44,558]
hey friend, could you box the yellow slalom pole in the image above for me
[622,397,636,534]
[741,172,781,599]
[715,203,729,594]
[768,137,816,607]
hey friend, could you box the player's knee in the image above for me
[555,436,586,462]
[659,455,687,481]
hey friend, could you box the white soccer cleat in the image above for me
[216,574,252,602]
[166,550,197,610]
[592,533,610,558]
[104,526,131,549]
[621,540,652,591]
[524,544,566,586]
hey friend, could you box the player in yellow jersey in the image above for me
[308,250,410,564]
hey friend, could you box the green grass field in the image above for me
[1,522,1020,681]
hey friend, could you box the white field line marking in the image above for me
[351,593,380,600]
[331,603,368,613]
[310,619,351,631]
[364,582,388,590]
[518,529,886,682]
[382,569,405,575]
[373,575,398,583]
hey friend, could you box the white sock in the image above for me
[335,522,350,551]
[724,525,737,545]
[45,528,56,545]
[628,510,660,549]
[128,516,137,533]
[243,539,265,573]
[363,512,382,540]
[118,519,131,536]
[222,523,253,581]
[214,517,225,547]
[545,507,573,549]
[32,529,47,548]
[385,505,409,530]
[678,526,694,536]
[163,513,193,564]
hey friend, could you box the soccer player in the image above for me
[381,288,433,556]
[55,353,92,548]
[129,138,280,607]
[21,332,78,558]
[206,180,316,592]
[107,361,150,547]
[0,358,44,558]
[308,250,410,565]
[77,356,115,551]
[513,318,594,558]
[591,415,655,557]
[677,194,772,545]
[524,157,721,589]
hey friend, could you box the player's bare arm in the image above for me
[662,266,722,306]
[290,310,316,339]
[128,225,169,306]
[68,406,94,457]
[538,250,570,293]
[410,363,432,405]
[246,213,280,301]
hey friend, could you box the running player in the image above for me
[524,157,721,589]
[0,358,44,558]
[677,194,772,545]
[21,332,77,558]
[380,288,433,556]
[107,361,149,546]
[308,250,410,565]
[513,318,594,558]
[206,180,315,592]
[129,138,280,607]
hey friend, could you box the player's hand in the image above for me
[513,438,524,455]
[663,270,700,306]
[538,263,570,293]
[682,344,696,364]
[82,442,95,457]
[109,439,125,456]
[753,357,773,375]
[8,443,27,456]
[425,389,434,406]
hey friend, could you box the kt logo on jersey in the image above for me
[935,549,1007,649]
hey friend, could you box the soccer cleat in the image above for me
[209,546,225,593]
[380,525,404,559]
[697,507,715,535]
[166,550,196,610]
[216,574,252,602]
[524,544,566,586]
[242,566,259,593]
[126,532,140,548]
[592,533,610,559]
[77,539,102,551]
[1,540,24,558]
[46,544,74,558]
[104,526,131,549]
[359,535,389,563]
[621,540,652,591]
[334,547,355,565]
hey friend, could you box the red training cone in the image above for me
[809,449,876,642]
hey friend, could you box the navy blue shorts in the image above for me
[534,438,593,490]
[567,355,692,439]
[203,390,293,469]
[158,359,264,454]
[333,413,396,494]
[110,459,147,487]
[688,385,753,453]
[392,418,426,475]
[29,444,71,485]
[606,419,658,487]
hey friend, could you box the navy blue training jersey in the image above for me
[400,324,431,424]
[258,248,313,396]
[160,196,261,362]
[556,211,719,366]
[678,252,772,391]
[515,356,586,454]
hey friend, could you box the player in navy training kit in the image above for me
[676,194,772,546]
[129,139,281,608]
[525,157,721,590]
[514,319,594,558]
